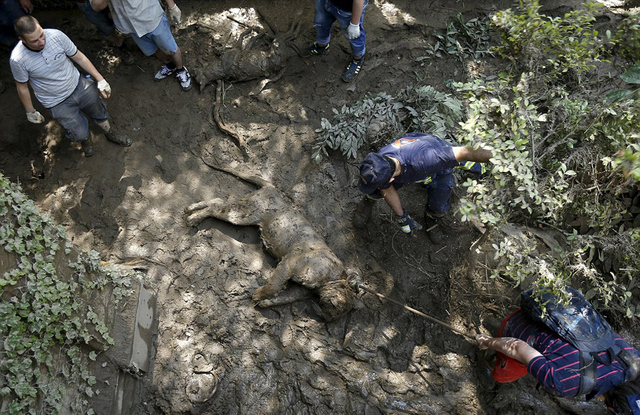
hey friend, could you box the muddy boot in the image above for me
[424,212,446,244]
[118,47,135,66]
[104,127,132,147]
[81,136,94,157]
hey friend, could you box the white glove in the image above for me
[167,4,181,25]
[26,110,44,124]
[97,79,111,99]
[347,23,360,40]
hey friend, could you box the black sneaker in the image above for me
[104,127,132,147]
[81,136,94,157]
[341,57,364,82]
[309,42,329,55]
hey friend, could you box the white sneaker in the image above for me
[176,67,192,91]
[154,64,176,81]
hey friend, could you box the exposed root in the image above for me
[213,80,248,155]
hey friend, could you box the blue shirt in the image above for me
[504,309,640,397]
[377,133,458,189]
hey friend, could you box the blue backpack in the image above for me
[520,287,640,399]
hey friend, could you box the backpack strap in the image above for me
[579,352,598,399]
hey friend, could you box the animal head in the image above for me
[317,279,355,321]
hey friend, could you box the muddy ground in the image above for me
[0,0,621,414]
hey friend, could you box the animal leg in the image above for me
[184,198,225,226]
[252,254,295,302]
[255,284,311,308]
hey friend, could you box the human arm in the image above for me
[453,146,493,163]
[15,81,44,123]
[165,0,181,25]
[346,0,365,40]
[19,0,34,13]
[70,51,104,81]
[70,51,111,98]
[351,0,364,25]
[475,334,542,366]
[90,0,109,11]
[380,186,422,233]
[380,186,403,216]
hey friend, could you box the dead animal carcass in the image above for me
[195,21,300,90]
[184,165,355,321]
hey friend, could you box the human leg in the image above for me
[0,0,26,48]
[325,0,367,81]
[49,81,92,156]
[422,170,455,243]
[148,14,191,91]
[313,0,335,47]
[75,76,131,147]
[76,2,117,40]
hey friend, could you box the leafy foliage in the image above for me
[421,13,492,60]
[492,0,604,81]
[611,12,640,62]
[0,174,134,414]
[456,0,640,318]
[312,87,464,163]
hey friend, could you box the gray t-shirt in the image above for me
[10,29,79,108]
[92,0,163,37]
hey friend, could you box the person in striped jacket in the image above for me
[476,308,640,414]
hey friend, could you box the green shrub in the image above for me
[492,0,604,81]
[0,175,133,414]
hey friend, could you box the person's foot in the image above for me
[104,127,132,147]
[423,211,454,245]
[341,56,364,82]
[154,64,176,81]
[309,42,329,55]
[81,136,94,157]
[118,47,135,66]
[176,66,192,91]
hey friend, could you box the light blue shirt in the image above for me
[92,0,164,37]
[10,29,79,108]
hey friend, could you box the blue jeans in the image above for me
[49,75,109,142]
[76,1,116,37]
[314,0,367,57]
[424,170,455,215]
[0,0,26,48]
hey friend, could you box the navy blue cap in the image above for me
[358,153,394,194]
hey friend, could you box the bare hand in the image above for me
[19,0,34,13]
[475,334,492,350]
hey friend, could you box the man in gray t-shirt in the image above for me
[10,15,131,157]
